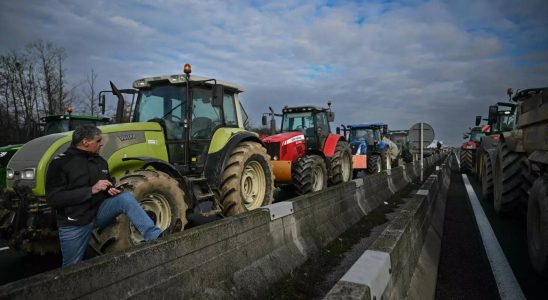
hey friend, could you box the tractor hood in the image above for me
[6,122,165,196]
[261,131,304,144]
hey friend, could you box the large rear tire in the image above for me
[293,155,328,195]
[219,141,274,216]
[366,155,381,174]
[329,141,352,185]
[90,170,187,254]
[527,175,548,275]
[493,141,532,214]
[481,150,495,202]
[460,149,474,174]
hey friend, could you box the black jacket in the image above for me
[46,146,114,227]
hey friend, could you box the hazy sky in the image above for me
[1,0,546,146]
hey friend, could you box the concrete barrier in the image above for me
[325,153,452,300]
[0,154,449,299]
[387,166,410,192]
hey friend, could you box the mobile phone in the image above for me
[114,182,129,190]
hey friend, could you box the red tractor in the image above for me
[261,102,353,194]
[460,121,490,174]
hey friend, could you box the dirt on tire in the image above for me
[219,141,274,216]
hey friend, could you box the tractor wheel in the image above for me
[219,141,274,216]
[475,148,483,179]
[329,141,352,185]
[527,175,548,275]
[293,155,328,195]
[90,170,187,254]
[493,141,532,214]
[366,155,381,174]
[481,150,495,202]
[460,149,474,174]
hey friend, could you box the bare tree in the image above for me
[87,68,97,115]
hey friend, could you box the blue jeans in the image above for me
[58,192,161,267]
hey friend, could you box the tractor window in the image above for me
[470,132,484,142]
[223,94,237,126]
[349,128,375,144]
[282,112,314,134]
[135,85,185,140]
[44,120,69,135]
[191,87,222,139]
[315,112,330,140]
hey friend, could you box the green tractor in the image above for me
[0,114,110,190]
[1,64,274,255]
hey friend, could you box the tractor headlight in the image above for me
[21,168,36,180]
[7,168,14,179]
[273,155,279,160]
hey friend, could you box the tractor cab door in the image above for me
[314,112,330,149]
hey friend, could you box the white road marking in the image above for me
[0,246,9,251]
[462,174,525,300]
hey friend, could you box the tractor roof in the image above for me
[512,87,547,102]
[282,106,329,113]
[41,115,111,122]
[348,123,387,129]
[388,130,408,135]
[132,74,243,92]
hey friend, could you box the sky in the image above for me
[1,0,547,146]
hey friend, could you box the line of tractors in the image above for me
[459,87,548,275]
[0,64,423,257]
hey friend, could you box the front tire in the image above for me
[527,175,548,275]
[329,141,352,185]
[460,149,474,174]
[481,150,495,201]
[90,170,187,254]
[293,155,328,195]
[219,141,274,216]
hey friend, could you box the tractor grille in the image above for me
[265,142,280,159]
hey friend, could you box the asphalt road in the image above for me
[436,168,548,299]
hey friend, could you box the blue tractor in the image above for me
[339,123,396,177]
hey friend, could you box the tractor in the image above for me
[0,64,274,255]
[342,123,398,177]
[490,87,547,274]
[475,89,517,200]
[261,103,352,195]
[459,124,489,174]
[387,130,414,164]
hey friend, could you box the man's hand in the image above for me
[106,186,122,196]
[92,179,113,194]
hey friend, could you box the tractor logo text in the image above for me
[118,133,136,142]
[282,135,305,145]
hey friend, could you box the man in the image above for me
[46,126,161,266]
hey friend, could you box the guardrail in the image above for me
[0,153,449,299]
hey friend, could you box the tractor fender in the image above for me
[204,131,264,189]
[323,134,345,157]
[121,157,183,179]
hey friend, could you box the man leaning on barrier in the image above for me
[45,125,161,267]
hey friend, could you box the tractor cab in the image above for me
[347,123,388,154]
[130,65,246,175]
[280,105,334,150]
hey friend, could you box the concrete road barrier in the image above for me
[388,166,410,192]
[0,154,449,299]
[325,153,452,300]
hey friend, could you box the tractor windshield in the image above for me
[496,114,515,132]
[282,112,314,136]
[349,128,376,145]
[470,131,484,142]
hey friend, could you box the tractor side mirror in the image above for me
[100,94,106,115]
[212,84,224,107]
[488,105,498,125]
[336,127,340,134]
[327,112,335,122]
[463,134,469,139]
[475,116,481,126]
[262,115,267,126]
